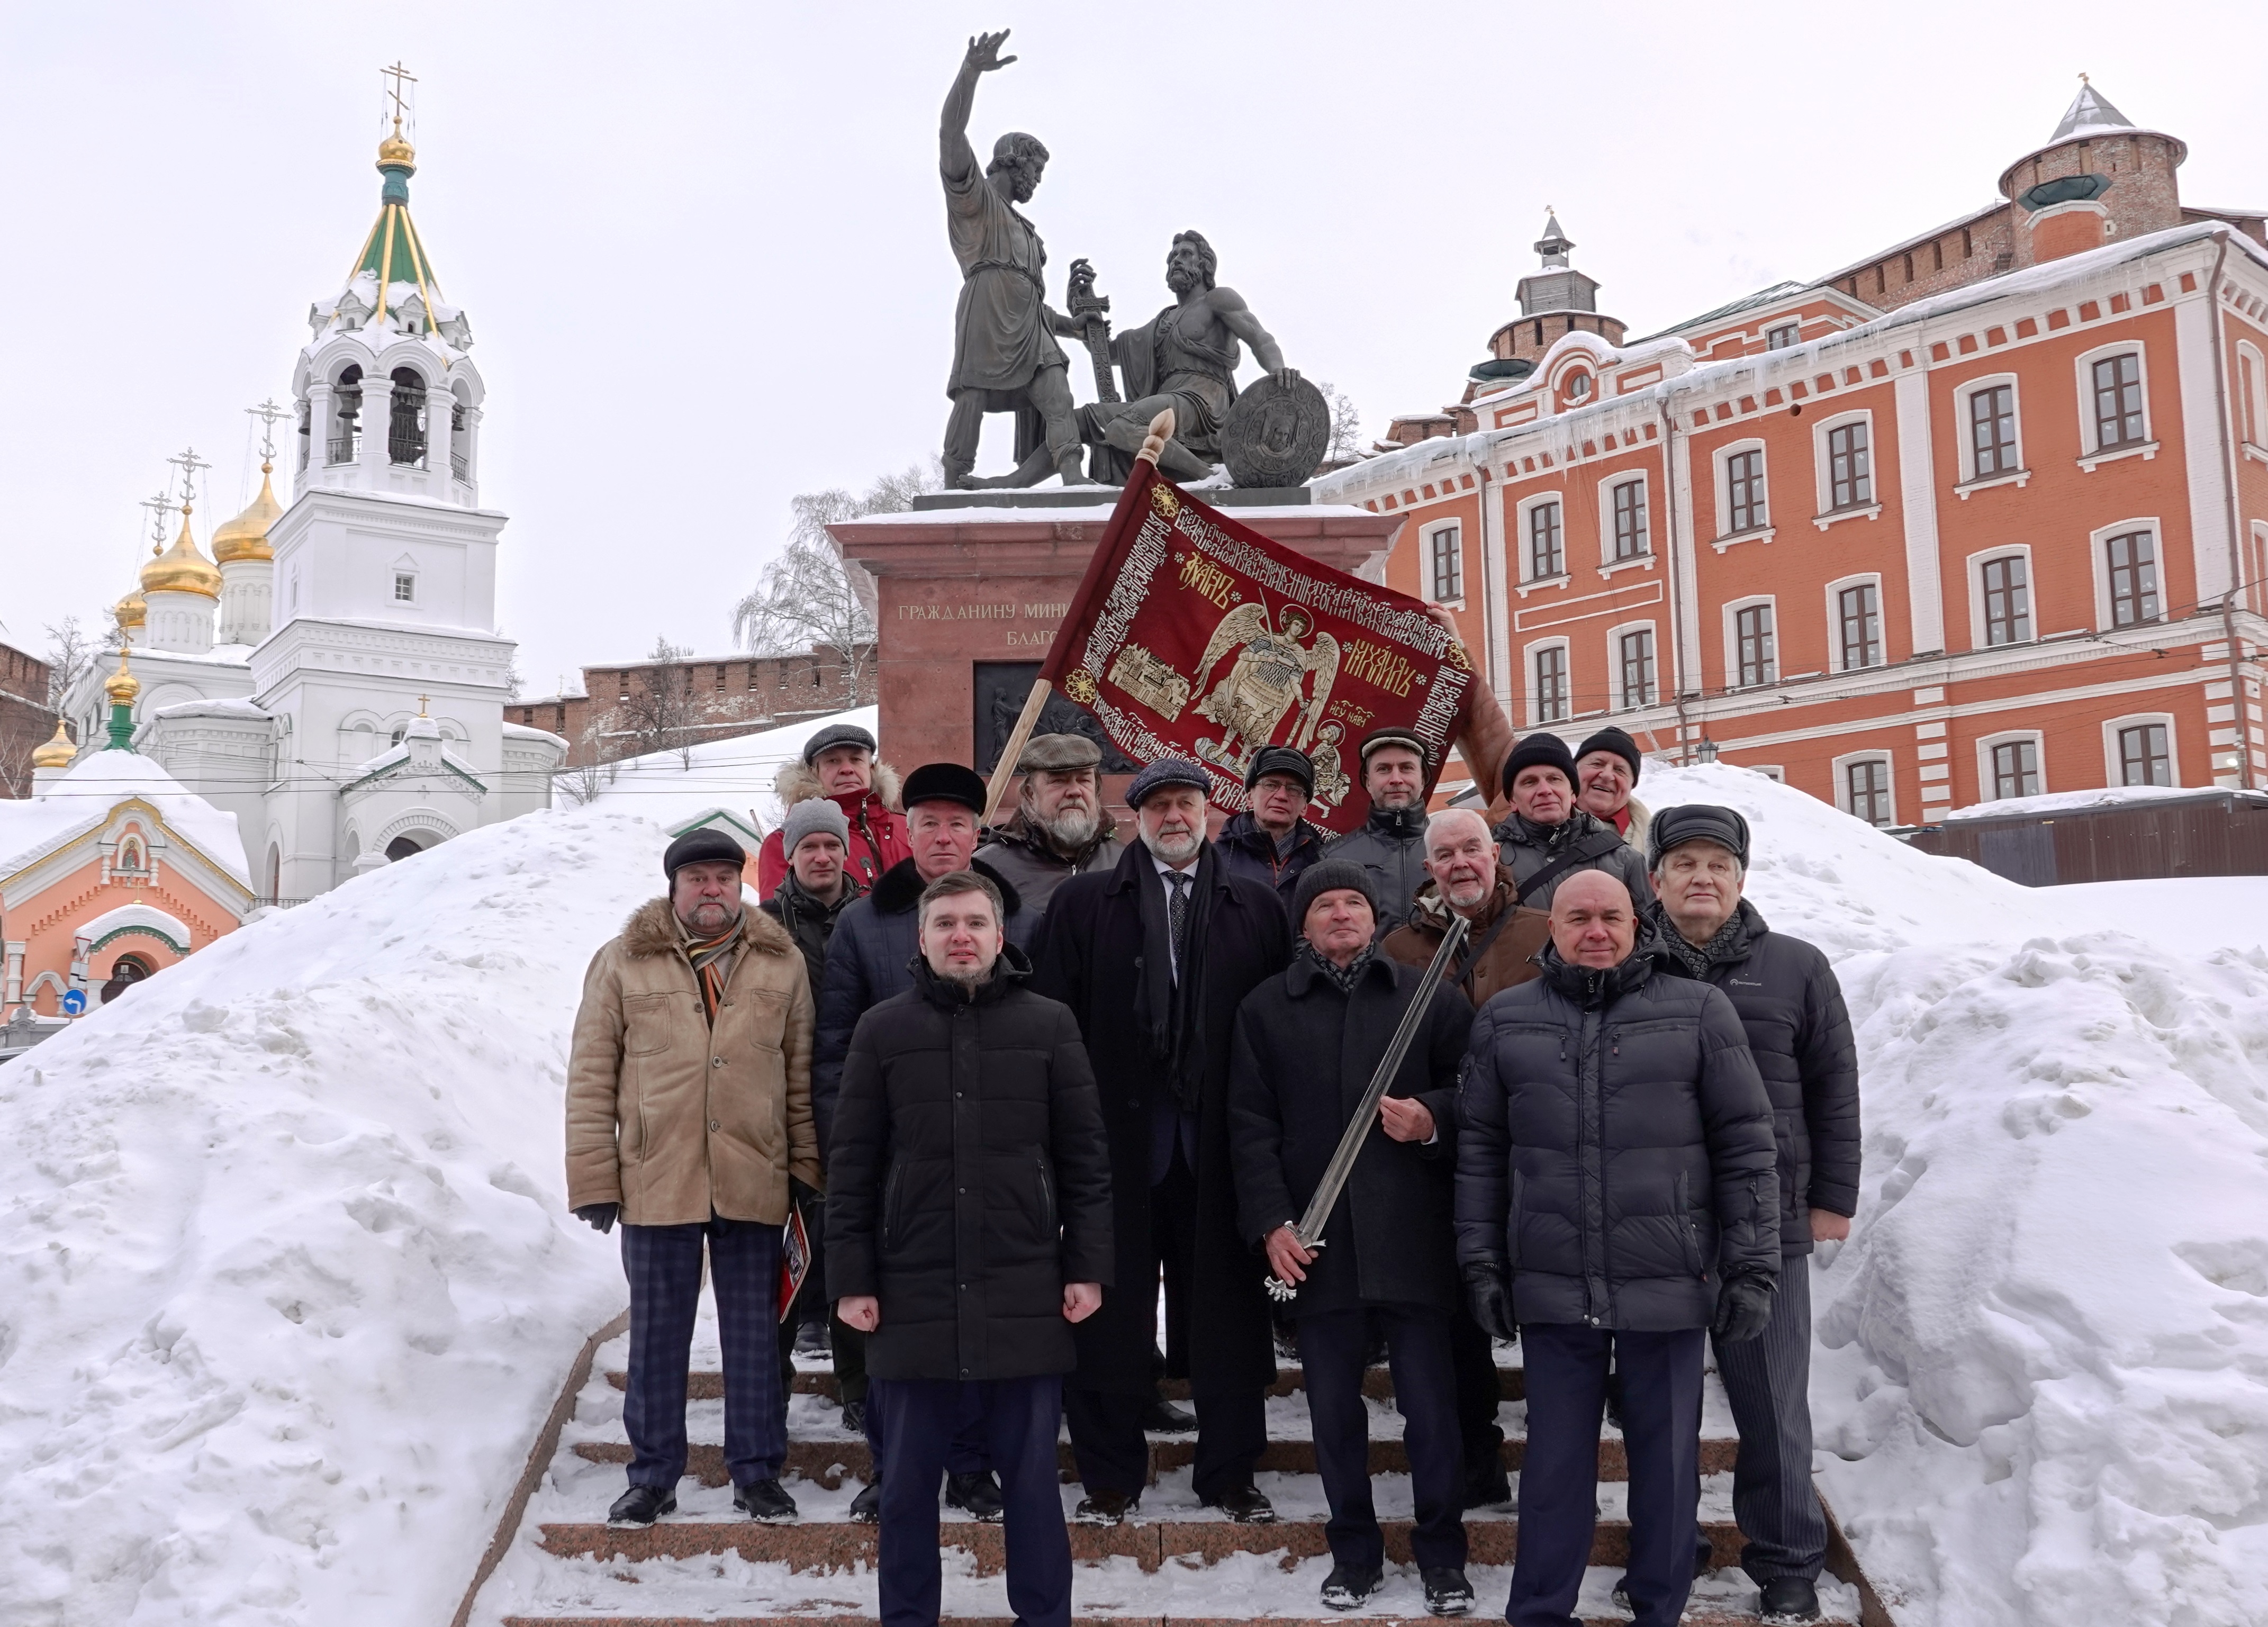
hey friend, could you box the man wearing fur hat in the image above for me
[756,722,911,901]
[565,829,821,1528]
[1214,744,1330,905]
[975,733,1124,914]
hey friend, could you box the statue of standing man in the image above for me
[938,31,1095,490]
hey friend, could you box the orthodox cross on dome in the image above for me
[417,695,429,717]
[166,447,211,516]
[382,61,418,137]
[245,398,290,464]
[139,489,178,555]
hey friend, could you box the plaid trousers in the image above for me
[621,1215,785,1491]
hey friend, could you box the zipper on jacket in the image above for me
[1036,1155,1055,1235]
[882,1161,904,1249]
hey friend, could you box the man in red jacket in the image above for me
[757,723,912,899]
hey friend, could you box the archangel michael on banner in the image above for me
[979,412,1478,836]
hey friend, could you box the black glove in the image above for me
[574,1203,618,1236]
[789,1177,823,1212]
[1463,1263,1517,1343]
[1712,1271,1774,1342]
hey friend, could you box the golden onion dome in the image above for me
[104,652,140,704]
[114,585,146,632]
[32,717,76,769]
[140,508,222,599]
[378,120,416,169]
[211,462,283,564]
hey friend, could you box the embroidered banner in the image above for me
[1041,462,1474,833]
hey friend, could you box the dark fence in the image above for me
[1902,791,2268,885]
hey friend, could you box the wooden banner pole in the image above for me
[980,409,1176,827]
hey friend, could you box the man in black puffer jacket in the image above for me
[1456,870,1777,1627]
[829,870,1113,1627]
[1646,805,1858,1624]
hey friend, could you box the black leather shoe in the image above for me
[1758,1577,1822,1623]
[1073,1488,1139,1525]
[944,1469,1005,1522]
[1462,1463,1513,1511]
[848,1478,882,1522]
[1142,1396,1197,1433]
[1205,1483,1278,1524]
[1421,1567,1476,1616]
[1320,1563,1385,1610]
[839,1399,865,1434]
[794,1321,829,1356]
[607,1484,675,1525]
[733,1477,797,1522]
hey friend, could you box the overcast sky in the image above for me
[3,1,2261,696]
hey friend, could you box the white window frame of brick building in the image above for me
[2072,340,2157,469]
[1810,409,1881,527]
[1525,637,1573,726]
[1713,440,1773,547]
[1596,472,1652,571]
[1722,596,1778,690]
[2103,712,2179,787]
[1525,498,1566,583]
[1954,373,2028,493]
[1765,321,1801,351]
[1513,493,1569,591]
[392,567,418,604]
[1968,545,2035,649]
[1749,764,1786,783]
[1833,750,1897,827]
[1976,729,2046,802]
[2236,341,2268,455]
[1427,522,1465,605]
[2088,517,2164,631]
[1607,620,1658,710]
[1824,573,1885,671]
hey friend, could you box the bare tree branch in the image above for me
[616,635,701,768]
[1315,380,1364,466]
[43,616,94,710]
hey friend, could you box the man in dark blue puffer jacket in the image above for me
[1455,870,1778,1627]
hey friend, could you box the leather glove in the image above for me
[789,1177,823,1212]
[574,1203,618,1236]
[1712,1271,1775,1343]
[1463,1263,1517,1343]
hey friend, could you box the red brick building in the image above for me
[506,644,877,768]
[1321,85,2268,824]
[0,638,58,800]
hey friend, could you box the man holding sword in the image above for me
[1228,861,1479,1616]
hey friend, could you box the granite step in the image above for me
[624,1366,1528,1404]
[504,1615,1833,1627]
[535,1513,1748,1573]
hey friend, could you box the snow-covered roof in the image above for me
[2050,81,2136,143]
[0,749,250,887]
[1940,783,2258,822]
[150,697,270,722]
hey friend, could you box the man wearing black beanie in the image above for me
[1493,736,1652,909]
[1573,726,1652,851]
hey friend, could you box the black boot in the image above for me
[944,1469,1005,1522]
[1421,1567,1475,1617]
[607,1484,675,1525]
[1759,1577,1822,1623]
[1320,1564,1384,1610]
[848,1478,882,1523]
[733,1478,797,1522]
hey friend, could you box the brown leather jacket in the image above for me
[1379,863,1547,1010]
[566,899,821,1226]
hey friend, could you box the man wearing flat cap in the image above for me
[565,828,820,1528]
[975,732,1125,914]
[1215,744,1330,905]
[1325,726,1437,936]
[757,722,911,901]
[817,761,1037,1522]
[1031,758,1293,1526]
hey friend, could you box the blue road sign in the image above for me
[60,989,87,1016]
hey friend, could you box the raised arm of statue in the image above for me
[1209,286,1298,389]
[941,29,1017,184]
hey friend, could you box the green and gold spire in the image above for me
[345,65,445,337]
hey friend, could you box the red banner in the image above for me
[1041,462,1475,835]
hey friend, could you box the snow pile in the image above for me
[581,704,879,831]
[0,802,678,1626]
[1642,764,2268,1627]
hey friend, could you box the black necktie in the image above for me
[1167,871,1190,981]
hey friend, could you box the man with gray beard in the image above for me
[976,734,1124,914]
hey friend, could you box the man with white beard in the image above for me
[976,734,1124,914]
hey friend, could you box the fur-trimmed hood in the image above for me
[775,758,903,812]
[621,897,797,960]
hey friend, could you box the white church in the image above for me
[58,116,566,902]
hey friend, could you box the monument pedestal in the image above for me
[830,498,1405,802]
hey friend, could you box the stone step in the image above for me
[619,1366,1529,1404]
[535,1513,1747,1574]
[570,1431,1739,1488]
[503,1615,1810,1627]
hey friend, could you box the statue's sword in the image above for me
[1265,911,1471,1303]
[1067,258,1119,404]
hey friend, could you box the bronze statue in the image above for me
[938,31,1094,489]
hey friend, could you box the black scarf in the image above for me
[1297,936,1375,995]
[1133,842,1218,1112]
[1514,806,1606,852]
[1660,900,1752,978]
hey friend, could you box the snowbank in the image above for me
[1641,765,2268,1627]
[0,803,675,1625]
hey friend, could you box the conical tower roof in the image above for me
[2051,80,2134,141]
[306,118,474,353]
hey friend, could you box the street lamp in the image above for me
[1695,737,1720,765]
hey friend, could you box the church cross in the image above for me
[140,489,178,552]
[166,447,211,512]
[382,61,418,128]
[245,399,291,463]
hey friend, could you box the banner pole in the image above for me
[986,411,1177,826]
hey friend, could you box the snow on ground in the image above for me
[0,803,680,1626]
[577,705,878,834]
[1642,764,2268,1627]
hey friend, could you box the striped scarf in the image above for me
[682,916,742,1025]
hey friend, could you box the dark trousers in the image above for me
[1450,1308,1508,1498]
[1714,1254,1826,1583]
[1507,1323,1704,1627]
[621,1216,785,1492]
[1065,1151,1266,1502]
[1300,1306,1466,1572]
[870,1375,1071,1627]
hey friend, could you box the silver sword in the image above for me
[1266,912,1471,1303]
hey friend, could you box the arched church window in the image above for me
[385,835,425,862]
[297,400,312,472]
[389,369,428,467]
[331,366,364,464]
[450,393,470,482]
[266,844,281,899]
